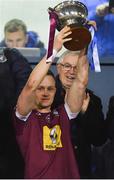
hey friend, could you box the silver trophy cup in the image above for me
[49,0,91,51]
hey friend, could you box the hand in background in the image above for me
[87,20,97,30]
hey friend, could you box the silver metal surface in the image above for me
[50,0,88,30]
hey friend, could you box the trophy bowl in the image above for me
[51,0,91,51]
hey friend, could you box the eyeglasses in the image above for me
[60,63,77,72]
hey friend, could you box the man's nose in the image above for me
[12,41,18,48]
[43,89,49,96]
[69,67,76,74]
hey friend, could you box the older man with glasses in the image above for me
[52,50,107,178]
[56,51,79,89]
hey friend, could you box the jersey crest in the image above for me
[43,125,62,150]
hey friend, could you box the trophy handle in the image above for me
[48,7,56,13]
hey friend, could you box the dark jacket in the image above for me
[92,96,114,179]
[106,96,114,141]
[0,48,32,178]
[53,75,106,178]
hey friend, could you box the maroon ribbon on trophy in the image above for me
[47,9,57,59]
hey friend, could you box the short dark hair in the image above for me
[47,70,57,88]
[47,70,55,80]
[4,18,27,35]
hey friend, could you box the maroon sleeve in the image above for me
[12,108,28,157]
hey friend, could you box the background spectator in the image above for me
[89,0,114,61]
[0,47,32,178]
[0,18,46,59]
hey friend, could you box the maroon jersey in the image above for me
[13,105,80,179]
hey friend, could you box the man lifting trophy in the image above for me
[47,0,100,72]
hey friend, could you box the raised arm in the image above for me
[66,49,89,113]
[17,26,72,116]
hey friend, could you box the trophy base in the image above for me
[63,26,91,51]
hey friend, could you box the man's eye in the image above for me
[17,39,22,42]
[7,40,12,43]
[37,87,44,91]
[48,87,55,91]
[64,64,71,68]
